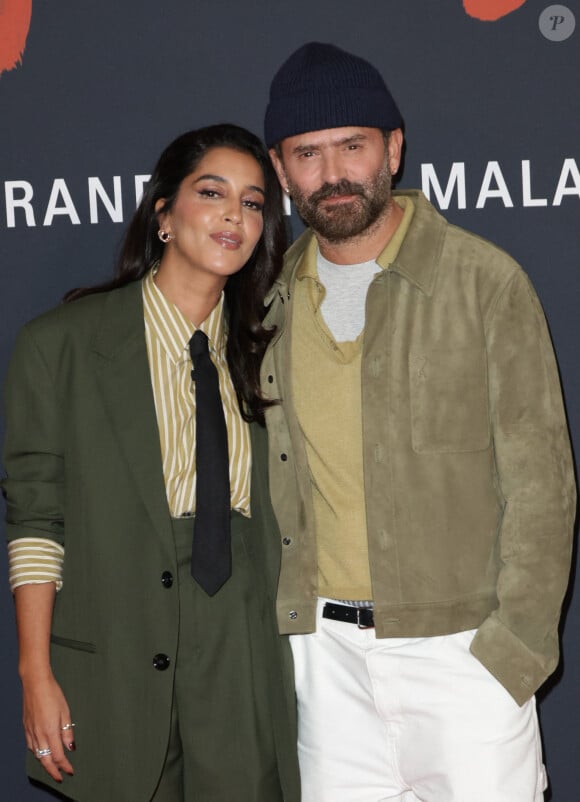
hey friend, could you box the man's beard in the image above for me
[287,162,393,243]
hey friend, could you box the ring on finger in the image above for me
[35,747,52,759]
[61,722,76,731]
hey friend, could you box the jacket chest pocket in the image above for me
[409,348,490,453]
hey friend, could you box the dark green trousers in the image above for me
[151,514,285,802]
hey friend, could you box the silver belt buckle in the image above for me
[356,608,374,630]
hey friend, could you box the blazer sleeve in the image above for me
[470,269,576,705]
[2,324,65,546]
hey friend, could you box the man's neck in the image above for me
[316,198,404,265]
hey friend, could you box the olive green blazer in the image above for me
[2,281,299,801]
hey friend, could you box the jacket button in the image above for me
[268,375,274,383]
[153,653,170,671]
[280,453,288,461]
[282,537,292,546]
[289,610,298,620]
[161,571,173,588]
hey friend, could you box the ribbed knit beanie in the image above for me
[264,42,403,148]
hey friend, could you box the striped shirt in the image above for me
[8,538,65,592]
[7,269,251,591]
[143,267,251,517]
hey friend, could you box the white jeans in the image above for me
[290,598,547,802]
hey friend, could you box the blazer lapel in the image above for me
[91,281,173,544]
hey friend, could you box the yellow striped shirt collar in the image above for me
[142,267,226,362]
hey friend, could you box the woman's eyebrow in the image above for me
[194,174,265,195]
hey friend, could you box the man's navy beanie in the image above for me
[264,42,403,148]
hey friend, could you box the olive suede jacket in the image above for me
[260,190,576,705]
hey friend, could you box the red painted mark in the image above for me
[0,0,32,75]
[463,0,527,21]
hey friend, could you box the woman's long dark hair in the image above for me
[65,124,286,423]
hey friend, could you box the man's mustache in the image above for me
[309,179,366,204]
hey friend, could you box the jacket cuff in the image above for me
[470,615,553,706]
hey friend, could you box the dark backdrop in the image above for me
[1,1,578,799]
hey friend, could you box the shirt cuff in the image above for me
[7,538,65,593]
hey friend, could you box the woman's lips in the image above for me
[210,231,242,249]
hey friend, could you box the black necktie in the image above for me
[189,330,231,596]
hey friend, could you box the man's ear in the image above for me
[269,147,289,193]
[387,128,404,175]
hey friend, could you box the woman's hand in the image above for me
[14,582,76,782]
[22,672,75,781]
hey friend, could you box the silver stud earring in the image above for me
[158,229,173,244]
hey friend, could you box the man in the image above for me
[260,42,576,802]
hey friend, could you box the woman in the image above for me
[2,124,299,801]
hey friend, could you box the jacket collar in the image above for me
[264,228,312,306]
[91,280,173,545]
[388,190,446,297]
[92,280,145,360]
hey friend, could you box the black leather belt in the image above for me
[322,602,375,629]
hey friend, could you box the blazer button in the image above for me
[161,571,173,588]
[267,375,274,383]
[153,653,170,671]
[282,537,292,546]
[280,453,288,461]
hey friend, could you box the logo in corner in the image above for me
[539,5,575,40]
[463,0,527,21]
[0,0,32,76]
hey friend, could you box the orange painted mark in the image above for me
[463,0,527,21]
[0,0,32,75]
